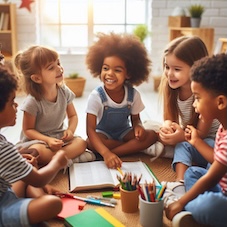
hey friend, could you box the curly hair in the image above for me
[0,66,17,111]
[86,32,151,86]
[14,46,59,101]
[191,53,227,97]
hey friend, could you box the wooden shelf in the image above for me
[169,27,214,55]
[0,3,17,61]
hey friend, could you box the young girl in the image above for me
[159,36,220,190]
[0,66,68,226]
[165,53,227,227]
[15,46,93,166]
[85,32,158,169]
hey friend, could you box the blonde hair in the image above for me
[14,46,59,100]
[159,36,208,127]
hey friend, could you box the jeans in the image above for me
[184,166,227,227]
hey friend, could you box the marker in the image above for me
[87,195,118,204]
[56,193,115,208]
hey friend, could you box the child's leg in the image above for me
[173,139,214,181]
[62,137,87,159]
[184,167,227,226]
[27,195,62,224]
[111,129,158,156]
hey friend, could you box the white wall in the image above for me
[9,0,227,92]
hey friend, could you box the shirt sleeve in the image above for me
[131,88,145,115]
[20,95,39,117]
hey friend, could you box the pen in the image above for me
[55,193,115,208]
[73,195,115,208]
[87,195,118,204]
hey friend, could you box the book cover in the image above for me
[57,197,86,220]
[69,161,160,192]
[64,208,125,227]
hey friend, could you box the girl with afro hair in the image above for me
[85,32,159,169]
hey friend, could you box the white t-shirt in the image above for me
[86,85,145,124]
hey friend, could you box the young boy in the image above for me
[0,66,68,226]
[165,53,227,227]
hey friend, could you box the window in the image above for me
[38,0,151,53]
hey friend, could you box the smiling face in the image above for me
[100,56,129,91]
[164,54,191,90]
[191,81,218,122]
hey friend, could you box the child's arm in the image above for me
[86,113,122,168]
[165,160,226,220]
[62,103,78,141]
[196,118,213,138]
[131,114,146,141]
[23,111,64,151]
[22,150,68,187]
[185,125,214,163]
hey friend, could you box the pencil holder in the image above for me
[139,195,164,227]
[120,186,139,213]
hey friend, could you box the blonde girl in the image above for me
[159,36,219,190]
[15,46,93,166]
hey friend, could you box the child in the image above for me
[158,36,219,190]
[0,65,68,226]
[165,53,227,227]
[85,32,158,169]
[15,46,94,166]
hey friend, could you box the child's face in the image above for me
[100,56,128,91]
[164,54,191,90]
[0,91,18,128]
[191,81,217,122]
[40,59,63,85]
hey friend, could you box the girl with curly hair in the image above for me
[85,32,158,168]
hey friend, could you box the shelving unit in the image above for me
[169,27,214,55]
[0,3,17,61]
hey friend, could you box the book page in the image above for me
[69,161,115,191]
[109,161,161,186]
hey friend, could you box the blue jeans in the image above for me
[184,166,227,227]
[172,138,215,171]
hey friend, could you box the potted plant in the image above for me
[133,24,149,43]
[64,73,86,97]
[188,4,205,27]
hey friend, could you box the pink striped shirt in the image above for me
[214,125,227,195]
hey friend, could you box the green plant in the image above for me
[133,24,149,43]
[188,4,205,18]
[68,73,79,79]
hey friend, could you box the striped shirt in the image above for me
[214,125,227,195]
[177,95,220,139]
[0,134,33,196]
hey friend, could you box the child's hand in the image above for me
[159,123,184,145]
[43,185,61,195]
[61,129,74,141]
[134,124,146,141]
[165,201,183,221]
[185,125,199,146]
[22,154,39,168]
[47,138,64,151]
[103,152,122,169]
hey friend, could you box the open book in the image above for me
[69,161,160,192]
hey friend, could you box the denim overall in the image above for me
[96,86,134,141]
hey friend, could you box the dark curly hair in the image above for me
[191,53,227,97]
[0,66,18,111]
[86,32,151,86]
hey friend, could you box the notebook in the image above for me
[64,207,125,227]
